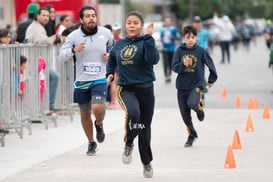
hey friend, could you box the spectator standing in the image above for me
[0,29,12,135]
[56,15,72,37]
[25,7,61,111]
[44,5,56,37]
[13,3,40,43]
[0,29,11,45]
[19,55,28,97]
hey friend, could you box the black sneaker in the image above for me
[184,135,197,147]
[95,121,105,143]
[87,141,97,155]
[122,145,133,164]
[143,163,153,178]
[197,110,205,121]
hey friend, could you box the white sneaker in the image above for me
[143,163,153,178]
[122,146,133,164]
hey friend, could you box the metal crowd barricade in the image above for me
[0,44,32,146]
[28,45,58,128]
[53,45,78,121]
[0,44,79,147]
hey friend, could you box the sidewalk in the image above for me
[1,108,273,182]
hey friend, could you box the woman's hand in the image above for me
[144,22,154,36]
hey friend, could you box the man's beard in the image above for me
[81,23,98,36]
[84,22,96,32]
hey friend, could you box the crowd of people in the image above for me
[2,2,273,178]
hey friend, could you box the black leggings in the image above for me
[117,85,154,165]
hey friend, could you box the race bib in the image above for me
[83,62,101,75]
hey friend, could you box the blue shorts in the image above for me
[74,83,107,105]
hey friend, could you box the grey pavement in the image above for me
[1,36,273,181]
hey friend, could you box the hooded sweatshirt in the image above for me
[172,43,217,90]
[106,34,159,87]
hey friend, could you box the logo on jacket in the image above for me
[182,54,197,72]
[120,45,138,65]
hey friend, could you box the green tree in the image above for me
[124,0,134,15]
[173,0,272,20]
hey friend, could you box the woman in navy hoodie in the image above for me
[172,25,217,147]
[106,11,159,178]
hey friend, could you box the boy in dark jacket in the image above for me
[172,25,217,147]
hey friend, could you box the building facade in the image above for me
[0,0,16,29]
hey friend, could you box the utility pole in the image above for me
[189,0,194,21]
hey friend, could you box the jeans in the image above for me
[49,69,59,107]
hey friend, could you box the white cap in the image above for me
[112,23,121,30]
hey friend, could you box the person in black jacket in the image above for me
[172,25,217,147]
[13,3,40,43]
[44,5,56,37]
[106,11,159,178]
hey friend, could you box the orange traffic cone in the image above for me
[224,145,236,168]
[232,129,242,150]
[262,102,270,119]
[245,114,254,132]
[235,95,241,108]
[248,96,254,110]
[222,86,227,98]
[253,97,259,110]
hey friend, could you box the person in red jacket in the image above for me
[19,55,28,98]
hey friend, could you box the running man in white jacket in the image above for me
[58,6,114,155]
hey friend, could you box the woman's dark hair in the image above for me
[182,25,197,36]
[126,11,144,24]
[79,6,97,19]
[0,29,10,39]
[60,15,69,22]
[20,55,27,66]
